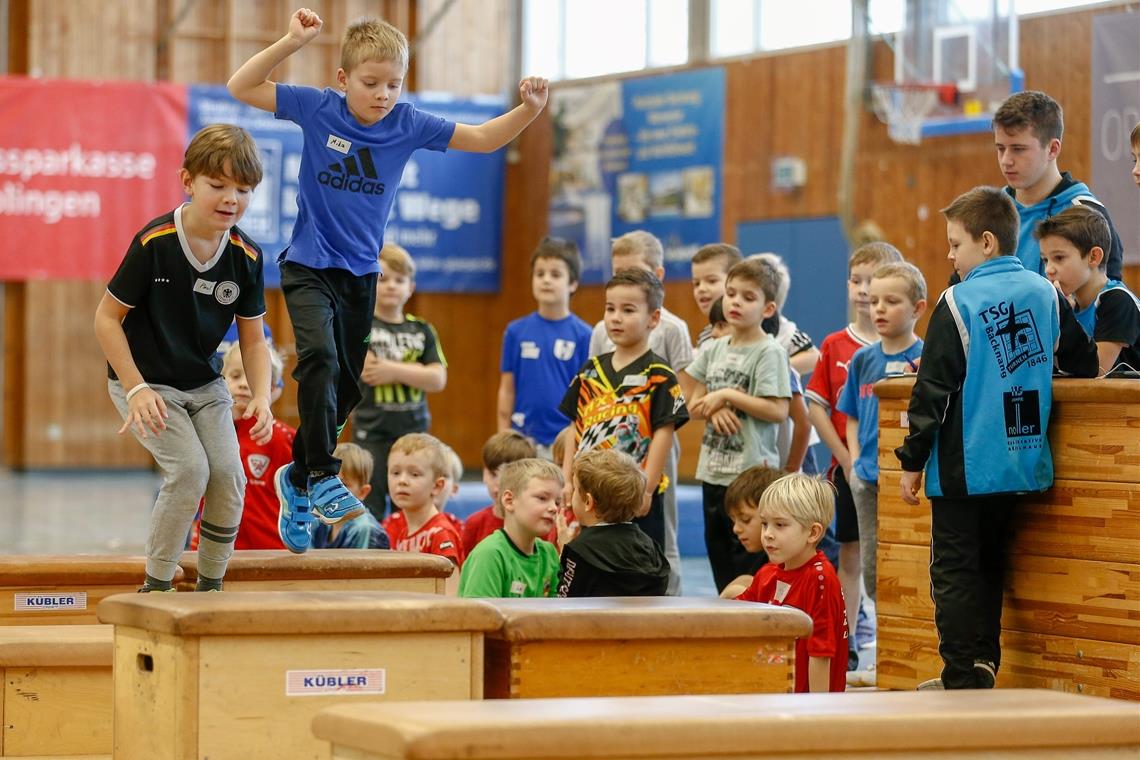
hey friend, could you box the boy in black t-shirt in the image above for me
[351,243,447,521]
[559,269,689,548]
[94,124,273,591]
[557,448,669,596]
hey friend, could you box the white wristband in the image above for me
[125,383,150,402]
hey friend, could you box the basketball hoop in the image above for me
[871,83,957,145]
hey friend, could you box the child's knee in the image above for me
[163,459,210,497]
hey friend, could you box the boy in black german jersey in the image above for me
[94,125,273,592]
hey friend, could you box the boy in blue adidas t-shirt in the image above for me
[498,237,592,456]
[229,8,548,551]
[1037,206,1140,376]
[837,261,925,611]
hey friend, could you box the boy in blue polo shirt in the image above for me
[229,8,548,551]
[498,237,592,457]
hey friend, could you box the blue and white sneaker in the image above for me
[309,474,366,525]
[275,464,313,554]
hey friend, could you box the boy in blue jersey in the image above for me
[228,8,548,549]
[992,91,1125,280]
[497,237,592,456]
[896,187,1097,690]
[838,261,925,610]
[1038,207,1140,376]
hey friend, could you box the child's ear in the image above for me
[179,168,193,196]
[981,231,999,257]
[648,308,662,329]
[1088,246,1105,269]
[336,68,348,90]
[583,492,597,513]
[654,265,666,281]
[762,299,778,319]
[359,483,373,499]
[913,298,928,319]
[500,488,515,513]
[808,521,825,545]
[430,476,446,499]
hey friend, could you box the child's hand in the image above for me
[120,387,168,439]
[1052,278,1077,310]
[361,353,395,386]
[288,8,323,43]
[707,406,742,436]
[900,469,923,506]
[243,396,275,445]
[555,509,579,548]
[519,76,549,111]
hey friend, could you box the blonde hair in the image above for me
[873,261,927,305]
[573,448,646,523]
[612,230,664,269]
[341,16,408,74]
[335,442,374,487]
[183,124,263,188]
[441,444,464,482]
[757,473,835,532]
[849,241,903,271]
[482,430,537,471]
[380,243,415,278]
[390,433,448,479]
[222,342,285,389]
[849,220,886,248]
[499,458,563,503]
[551,426,574,470]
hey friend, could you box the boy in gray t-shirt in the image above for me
[683,258,791,593]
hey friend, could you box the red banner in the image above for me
[0,78,187,280]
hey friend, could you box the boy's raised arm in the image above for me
[448,77,549,153]
[228,8,323,113]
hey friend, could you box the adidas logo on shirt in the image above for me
[318,146,386,195]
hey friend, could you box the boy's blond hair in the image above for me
[551,426,574,470]
[612,230,664,269]
[183,124,263,188]
[691,243,742,270]
[572,448,646,523]
[749,253,790,309]
[941,186,1020,257]
[873,261,927,305]
[757,473,835,534]
[849,241,903,270]
[724,464,785,518]
[334,442,375,487]
[849,219,886,248]
[341,16,408,74]
[482,430,537,472]
[222,342,285,389]
[726,257,781,306]
[1034,206,1113,269]
[441,444,464,482]
[499,458,563,504]
[380,243,415,278]
[390,433,448,479]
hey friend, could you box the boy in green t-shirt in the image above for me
[458,459,562,598]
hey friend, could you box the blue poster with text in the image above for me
[187,86,505,291]
[549,68,724,284]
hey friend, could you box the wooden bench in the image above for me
[97,591,503,760]
[312,689,1140,759]
[0,625,113,758]
[177,549,454,594]
[0,555,183,626]
[480,597,812,698]
[875,377,1140,698]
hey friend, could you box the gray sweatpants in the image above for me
[850,475,880,601]
[663,436,682,595]
[110,379,245,583]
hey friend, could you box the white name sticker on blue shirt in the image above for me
[286,669,385,697]
[15,592,87,611]
[520,341,540,360]
[326,135,351,154]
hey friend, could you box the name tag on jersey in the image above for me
[193,278,216,295]
[774,580,791,603]
[326,134,351,154]
[622,374,648,387]
[520,341,540,360]
[509,580,526,597]
[884,360,912,375]
[724,352,744,368]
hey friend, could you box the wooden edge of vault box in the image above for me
[311,690,1140,759]
[0,623,113,666]
[178,549,454,582]
[0,555,184,587]
[481,597,813,641]
[96,590,503,636]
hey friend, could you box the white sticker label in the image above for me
[193,278,216,295]
[326,135,351,154]
[509,580,526,597]
[285,669,385,697]
[520,341,540,359]
[16,592,87,611]
[622,374,648,387]
[899,411,909,428]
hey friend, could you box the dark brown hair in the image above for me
[940,186,1019,257]
[606,268,664,312]
[1035,206,1112,270]
[530,237,582,284]
[183,124,263,188]
[992,90,1063,145]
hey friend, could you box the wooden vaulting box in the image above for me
[480,597,812,699]
[177,549,454,594]
[311,690,1140,759]
[97,591,502,760]
[874,377,1140,699]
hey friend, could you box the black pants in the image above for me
[281,261,378,489]
[703,482,768,593]
[929,494,1016,689]
[633,490,666,550]
[356,435,397,520]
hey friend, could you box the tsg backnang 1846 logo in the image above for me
[980,300,1046,378]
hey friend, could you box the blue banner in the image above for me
[187,86,505,291]
[549,67,725,284]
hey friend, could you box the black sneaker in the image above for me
[847,647,859,672]
[973,660,997,688]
